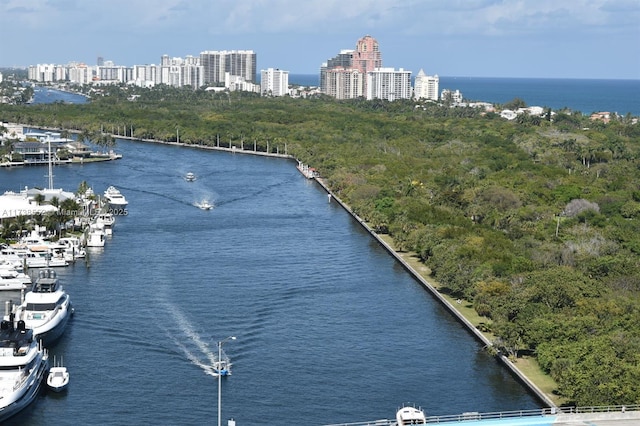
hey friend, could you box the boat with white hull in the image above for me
[10,269,73,347]
[95,212,115,236]
[0,268,31,291]
[103,186,128,209]
[47,357,69,392]
[86,223,106,248]
[0,319,49,423]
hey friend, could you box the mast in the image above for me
[47,135,54,190]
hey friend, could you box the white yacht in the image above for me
[103,186,128,208]
[57,236,86,260]
[16,249,68,268]
[85,223,106,248]
[185,172,196,182]
[95,212,115,236]
[0,268,31,291]
[11,269,73,347]
[0,319,49,422]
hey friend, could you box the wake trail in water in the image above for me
[159,300,220,377]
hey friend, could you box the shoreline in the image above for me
[314,176,559,409]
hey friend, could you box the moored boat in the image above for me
[10,269,73,347]
[0,268,30,291]
[47,357,69,392]
[0,319,49,422]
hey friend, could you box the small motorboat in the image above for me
[196,200,213,210]
[185,172,196,182]
[47,358,69,392]
[396,405,427,425]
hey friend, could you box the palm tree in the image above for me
[34,194,45,205]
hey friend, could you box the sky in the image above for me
[0,0,639,79]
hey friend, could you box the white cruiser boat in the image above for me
[57,236,86,260]
[86,223,106,248]
[0,268,31,291]
[185,172,196,182]
[19,249,68,268]
[47,357,69,392]
[103,186,128,208]
[95,212,115,236]
[11,269,73,347]
[0,319,49,422]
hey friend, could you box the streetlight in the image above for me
[218,336,236,426]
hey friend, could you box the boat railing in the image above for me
[320,405,640,426]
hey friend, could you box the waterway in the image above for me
[0,138,542,425]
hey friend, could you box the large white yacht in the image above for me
[11,269,73,347]
[103,186,128,208]
[0,319,49,422]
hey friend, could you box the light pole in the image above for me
[218,336,236,426]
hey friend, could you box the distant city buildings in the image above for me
[260,68,289,97]
[23,35,449,103]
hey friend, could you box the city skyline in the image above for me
[0,0,639,80]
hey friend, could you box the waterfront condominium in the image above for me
[366,68,412,101]
[414,69,439,101]
[320,35,382,99]
[260,68,289,96]
[200,50,257,85]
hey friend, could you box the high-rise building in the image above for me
[320,35,382,99]
[260,68,289,96]
[200,50,256,85]
[353,35,382,75]
[414,69,439,101]
[366,68,412,101]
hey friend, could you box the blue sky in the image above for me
[1,0,638,79]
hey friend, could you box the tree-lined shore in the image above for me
[1,85,639,406]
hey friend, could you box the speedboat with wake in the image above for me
[0,319,49,422]
[196,200,213,210]
[185,172,196,182]
[10,269,73,347]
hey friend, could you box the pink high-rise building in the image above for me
[320,35,383,99]
[353,35,382,75]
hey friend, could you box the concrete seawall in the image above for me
[314,177,558,409]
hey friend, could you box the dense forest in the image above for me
[1,84,639,406]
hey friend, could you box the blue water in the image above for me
[0,139,541,425]
[30,86,88,105]
[288,74,640,116]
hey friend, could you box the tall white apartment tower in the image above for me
[414,69,439,101]
[260,68,289,97]
[366,68,412,101]
[200,50,257,85]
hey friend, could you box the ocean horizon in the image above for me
[287,74,640,116]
